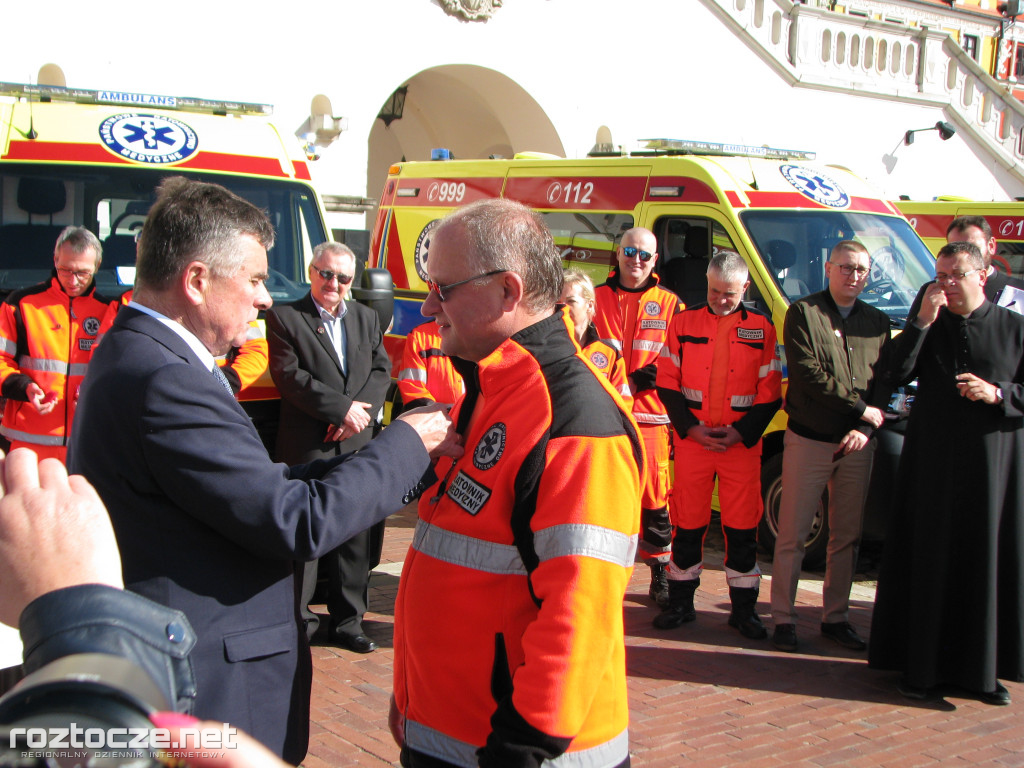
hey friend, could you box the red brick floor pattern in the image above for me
[305,509,1024,767]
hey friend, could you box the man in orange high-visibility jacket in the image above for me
[654,252,782,638]
[0,227,110,462]
[391,199,642,768]
[398,319,465,410]
[593,227,683,610]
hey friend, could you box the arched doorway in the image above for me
[366,64,563,214]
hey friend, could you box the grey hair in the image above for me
[312,242,356,265]
[136,177,275,291]
[438,198,563,313]
[707,251,748,283]
[54,226,102,266]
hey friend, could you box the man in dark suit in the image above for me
[267,242,389,653]
[67,177,459,765]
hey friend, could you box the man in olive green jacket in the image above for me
[770,240,891,653]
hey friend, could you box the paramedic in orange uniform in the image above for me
[593,227,683,609]
[390,199,642,768]
[0,226,109,462]
[560,267,632,408]
[654,251,781,638]
[397,319,465,409]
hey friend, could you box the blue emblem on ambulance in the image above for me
[779,165,849,209]
[99,113,198,165]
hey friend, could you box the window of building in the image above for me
[1016,44,1024,78]
[962,34,979,62]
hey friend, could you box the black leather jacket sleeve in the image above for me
[18,584,197,713]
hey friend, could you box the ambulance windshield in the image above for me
[0,167,326,303]
[740,210,936,326]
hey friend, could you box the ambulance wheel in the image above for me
[758,452,830,571]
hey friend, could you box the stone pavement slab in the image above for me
[305,508,1023,767]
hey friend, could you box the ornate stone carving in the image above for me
[437,0,502,22]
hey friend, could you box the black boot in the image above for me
[648,562,670,609]
[728,586,767,639]
[653,579,698,629]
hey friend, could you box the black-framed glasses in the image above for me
[935,269,981,284]
[55,267,95,281]
[832,263,870,277]
[620,246,654,262]
[426,269,506,302]
[310,266,353,285]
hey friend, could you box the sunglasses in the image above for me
[621,245,654,262]
[426,269,506,302]
[311,267,353,285]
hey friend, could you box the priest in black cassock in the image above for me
[869,241,1024,706]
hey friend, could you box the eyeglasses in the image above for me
[934,269,980,284]
[620,246,654,262]
[831,263,870,277]
[426,269,506,302]
[310,267,353,285]
[56,267,95,281]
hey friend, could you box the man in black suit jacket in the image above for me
[67,177,459,765]
[267,242,389,653]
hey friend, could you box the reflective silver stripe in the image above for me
[245,323,264,341]
[398,367,427,383]
[634,412,670,424]
[413,520,636,574]
[0,337,15,357]
[663,349,680,366]
[632,339,662,353]
[405,719,629,768]
[759,359,782,377]
[682,387,703,404]
[731,394,755,409]
[16,356,78,375]
[550,728,629,768]
[618,383,631,398]
[725,563,762,589]
[413,520,527,575]
[606,338,622,352]
[534,524,638,568]
[0,426,65,446]
[404,719,477,768]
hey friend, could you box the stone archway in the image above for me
[366,64,563,212]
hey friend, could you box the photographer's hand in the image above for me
[0,448,122,627]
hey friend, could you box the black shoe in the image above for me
[648,563,670,609]
[653,604,696,629]
[897,677,935,701]
[980,682,1011,706]
[771,623,798,652]
[331,629,377,654]
[820,621,867,651]
[729,611,768,639]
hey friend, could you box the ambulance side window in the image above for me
[655,217,766,313]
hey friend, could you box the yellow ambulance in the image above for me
[370,139,937,566]
[895,197,1024,279]
[0,77,331,444]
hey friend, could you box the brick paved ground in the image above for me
[305,508,1024,767]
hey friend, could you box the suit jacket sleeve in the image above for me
[138,356,428,562]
